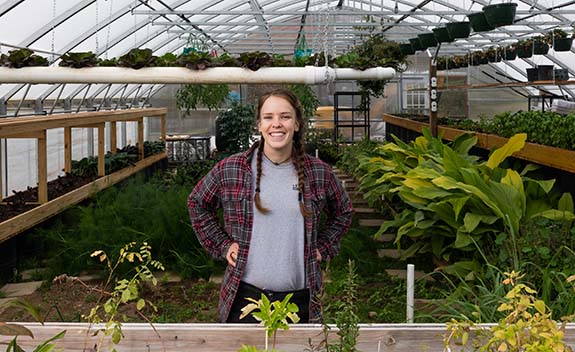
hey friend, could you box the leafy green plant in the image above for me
[83,242,164,351]
[117,48,156,69]
[178,51,213,70]
[286,84,320,119]
[239,294,300,352]
[215,101,256,154]
[176,84,230,113]
[155,52,179,67]
[444,271,574,352]
[237,51,273,71]
[348,129,574,279]
[97,58,118,67]
[58,52,98,68]
[0,48,49,68]
[330,260,360,352]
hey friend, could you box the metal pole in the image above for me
[407,263,415,323]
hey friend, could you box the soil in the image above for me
[1,275,220,323]
[0,174,97,223]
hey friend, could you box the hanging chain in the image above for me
[106,0,114,59]
[51,0,57,62]
[315,1,330,67]
[95,0,99,54]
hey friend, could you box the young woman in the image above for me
[188,89,353,323]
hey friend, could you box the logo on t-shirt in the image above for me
[292,184,298,191]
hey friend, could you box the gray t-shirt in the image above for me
[242,155,306,291]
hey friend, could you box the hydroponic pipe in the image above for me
[0,66,395,85]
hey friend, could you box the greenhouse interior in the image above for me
[1,0,575,351]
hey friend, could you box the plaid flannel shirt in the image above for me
[188,143,353,323]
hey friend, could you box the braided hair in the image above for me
[253,89,311,218]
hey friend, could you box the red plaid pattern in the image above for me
[188,143,353,322]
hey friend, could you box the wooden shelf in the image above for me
[383,114,575,175]
[437,79,575,91]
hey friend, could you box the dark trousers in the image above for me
[227,281,310,323]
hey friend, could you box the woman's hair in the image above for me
[254,89,311,217]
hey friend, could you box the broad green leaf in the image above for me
[535,209,575,221]
[0,323,34,338]
[558,192,574,213]
[462,213,500,233]
[524,177,555,194]
[412,186,453,200]
[486,133,526,170]
[452,133,477,155]
[398,241,426,260]
[520,163,540,176]
[136,299,145,310]
[448,196,470,221]
[454,231,474,248]
[534,300,546,315]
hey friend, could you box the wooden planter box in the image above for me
[11,322,575,352]
[383,114,575,174]
[0,108,168,243]
[0,152,167,243]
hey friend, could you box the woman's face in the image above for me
[258,95,300,155]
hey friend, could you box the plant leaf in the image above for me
[485,133,526,170]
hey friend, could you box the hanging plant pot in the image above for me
[553,38,573,52]
[399,43,416,55]
[526,68,538,82]
[445,21,471,39]
[468,12,495,32]
[409,38,424,51]
[516,44,533,58]
[503,47,517,60]
[418,33,438,48]
[533,42,549,55]
[483,3,518,28]
[433,27,454,43]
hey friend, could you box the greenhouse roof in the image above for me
[0,0,574,107]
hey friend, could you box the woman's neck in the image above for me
[263,149,292,165]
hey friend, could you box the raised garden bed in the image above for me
[383,113,575,174]
[11,322,575,352]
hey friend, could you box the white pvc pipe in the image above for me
[0,66,395,85]
[406,263,415,323]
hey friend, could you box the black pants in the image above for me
[227,281,310,323]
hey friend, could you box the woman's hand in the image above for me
[316,249,322,262]
[226,243,239,267]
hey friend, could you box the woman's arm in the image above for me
[188,164,234,261]
[316,171,354,261]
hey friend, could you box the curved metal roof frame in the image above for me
[0,0,574,105]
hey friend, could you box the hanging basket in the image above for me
[399,43,416,55]
[516,44,533,58]
[483,3,518,28]
[433,27,454,43]
[533,42,550,55]
[445,21,471,39]
[409,38,424,51]
[526,67,538,82]
[468,12,495,32]
[418,33,438,48]
[503,47,517,60]
[553,38,573,52]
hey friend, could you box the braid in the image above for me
[254,139,270,214]
[293,138,311,218]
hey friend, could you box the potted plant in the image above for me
[482,2,518,27]
[453,54,469,68]
[468,11,495,32]
[409,37,424,51]
[399,43,416,55]
[445,21,471,39]
[417,32,438,48]
[502,44,517,60]
[532,35,550,55]
[484,46,501,63]
[545,29,573,52]
[516,38,534,58]
[0,48,49,68]
[436,56,447,70]
[432,27,454,43]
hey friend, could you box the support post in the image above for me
[64,127,72,173]
[110,121,117,154]
[429,45,441,137]
[37,130,48,204]
[97,123,105,177]
[160,113,166,141]
[138,117,144,161]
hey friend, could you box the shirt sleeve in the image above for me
[316,170,354,261]
[188,163,234,261]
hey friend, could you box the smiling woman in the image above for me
[187,88,353,324]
